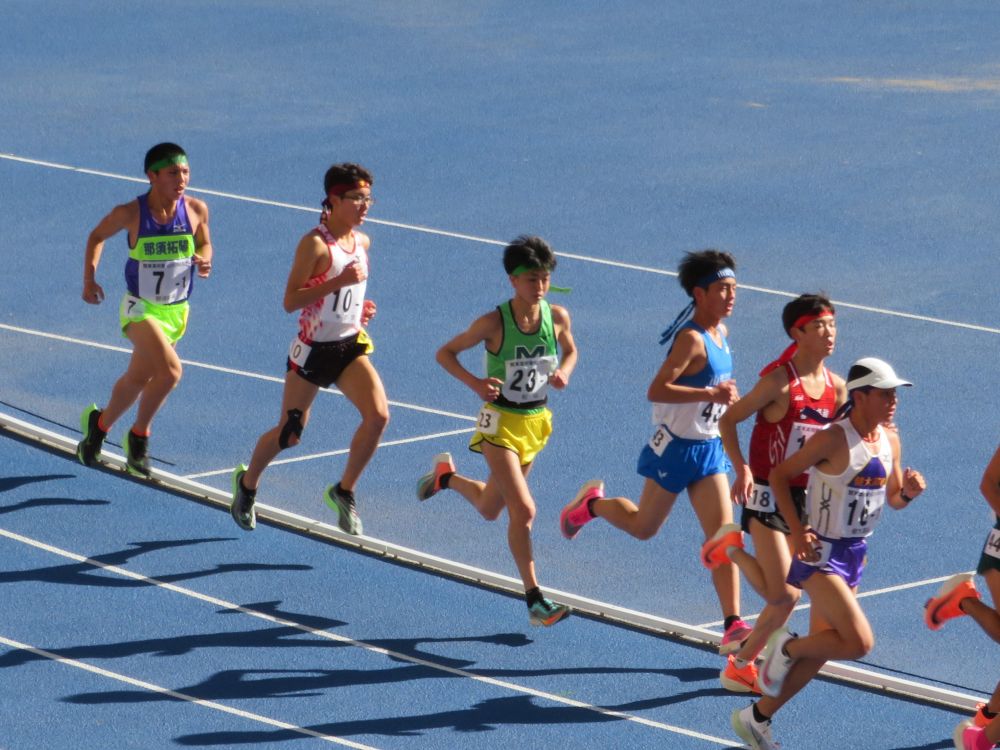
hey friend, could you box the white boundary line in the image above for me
[0,410,983,712]
[0,322,476,423]
[699,572,976,629]
[0,528,734,746]
[0,633,380,749]
[2,152,997,336]
[185,428,475,479]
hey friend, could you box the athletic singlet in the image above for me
[748,361,837,488]
[297,226,368,344]
[126,193,196,305]
[486,299,558,413]
[804,419,892,539]
[651,321,732,440]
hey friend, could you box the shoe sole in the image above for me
[530,608,571,627]
[730,710,764,750]
[953,720,974,750]
[720,672,758,694]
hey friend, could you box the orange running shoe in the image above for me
[701,523,744,569]
[925,573,980,630]
[720,654,761,694]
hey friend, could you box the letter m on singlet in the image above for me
[515,345,545,359]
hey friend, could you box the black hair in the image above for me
[323,163,374,196]
[782,293,835,335]
[144,142,187,172]
[502,235,556,275]
[677,249,736,297]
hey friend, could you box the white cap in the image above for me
[846,357,913,391]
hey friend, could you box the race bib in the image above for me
[648,425,672,457]
[984,528,1000,560]
[746,482,776,514]
[787,422,824,458]
[288,337,312,367]
[502,355,556,404]
[476,405,500,436]
[120,294,146,321]
[138,258,192,304]
[803,537,834,567]
[326,281,363,327]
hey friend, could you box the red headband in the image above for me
[790,310,834,332]
[759,311,835,375]
[327,179,370,197]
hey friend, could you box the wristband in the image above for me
[900,492,915,504]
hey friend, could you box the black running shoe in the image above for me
[324,483,362,535]
[76,404,107,467]
[230,464,256,531]
[124,429,152,477]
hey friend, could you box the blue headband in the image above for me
[695,267,736,289]
[658,268,736,345]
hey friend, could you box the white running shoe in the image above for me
[731,704,781,750]
[758,626,797,698]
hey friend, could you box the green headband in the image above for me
[147,154,188,172]
[510,264,571,293]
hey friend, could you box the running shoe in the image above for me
[974,703,994,729]
[701,522,744,569]
[559,480,604,539]
[76,404,107,467]
[953,719,994,750]
[720,654,760,694]
[324,484,363,535]
[731,704,780,750]
[124,429,151,478]
[720,618,753,655]
[230,464,256,532]
[416,452,456,501]
[528,597,571,627]
[925,573,980,630]
[758,626,797,697]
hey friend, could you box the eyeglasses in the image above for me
[341,194,376,206]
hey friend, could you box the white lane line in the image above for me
[697,571,975,628]
[3,152,997,336]
[0,323,475,423]
[0,526,736,747]
[184,428,476,479]
[0,633,381,749]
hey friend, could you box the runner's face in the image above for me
[329,188,372,226]
[509,269,550,303]
[148,163,190,199]
[859,387,898,424]
[700,277,736,319]
[795,314,836,357]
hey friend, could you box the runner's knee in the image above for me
[278,409,304,449]
[843,629,875,659]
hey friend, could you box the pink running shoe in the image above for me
[954,719,996,749]
[719,618,753,655]
[560,480,604,540]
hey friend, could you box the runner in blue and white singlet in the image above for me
[652,320,733,440]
